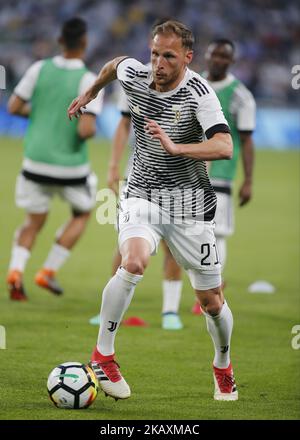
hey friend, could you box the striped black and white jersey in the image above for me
[117,58,230,221]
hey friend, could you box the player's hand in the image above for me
[144,118,180,156]
[239,181,252,206]
[107,164,120,195]
[67,95,88,120]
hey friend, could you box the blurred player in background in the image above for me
[7,17,103,301]
[69,20,238,402]
[192,38,256,314]
[89,86,184,330]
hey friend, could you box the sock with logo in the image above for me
[204,301,233,369]
[96,267,143,356]
[162,280,182,314]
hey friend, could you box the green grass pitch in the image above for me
[0,137,299,420]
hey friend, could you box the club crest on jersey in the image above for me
[172,105,181,124]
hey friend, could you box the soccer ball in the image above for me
[47,362,98,409]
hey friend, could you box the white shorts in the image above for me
[214,191,234,237]
[15,173,98,214]
[118,197,222,290]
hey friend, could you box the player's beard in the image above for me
[153,70,179,91]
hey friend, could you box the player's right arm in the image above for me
[76,71,105,140]
[235,84,256,206]
[107,86,132,194]
[108,114,131,194]
[8,60,43,117]
[238,132,254,206]
[67,56,127,120]
[8,95,31,117]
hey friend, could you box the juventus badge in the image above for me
[108,321,118,332]
[172,105,181,124]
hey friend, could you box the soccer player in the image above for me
[68,20,238,401]
[7,17,103,301]
[192,39,256,313]
[89,87,184,330]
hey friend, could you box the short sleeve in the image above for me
[196,85,230,139]
[79,71,104,115]
[116,57,150,83]
[14,60,44,101]
[235,85,256,132]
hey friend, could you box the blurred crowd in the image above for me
[0,0,299,105]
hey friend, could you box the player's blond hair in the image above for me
[152,20,194,50]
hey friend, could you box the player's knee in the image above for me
[31,221,45,233]
[122,257,147,275]
[205,302,223,316]
[198,286,223,316]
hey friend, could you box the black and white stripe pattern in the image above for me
[89,362,109,382]
[117,59,229,221]
[187,77,210,97]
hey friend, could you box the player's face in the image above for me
[205,43,234,80]
[151,33,193,92]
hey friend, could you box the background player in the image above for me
[69,20,238,402]
[89,86,184,330]
[7,17,103,300]
[193,38,256,313]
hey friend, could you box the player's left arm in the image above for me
[238,131,255,206]
[7,95,31,117]
[144,119,232,160]
[180,131,233,160]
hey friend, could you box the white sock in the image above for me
[43,243,70,271]
[97,267,143,356]
[205,301,233,369]
[9,245,31,272]
[162,280,182,314]
[216,236,227,268]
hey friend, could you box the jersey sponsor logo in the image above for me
[132,104,141,115]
